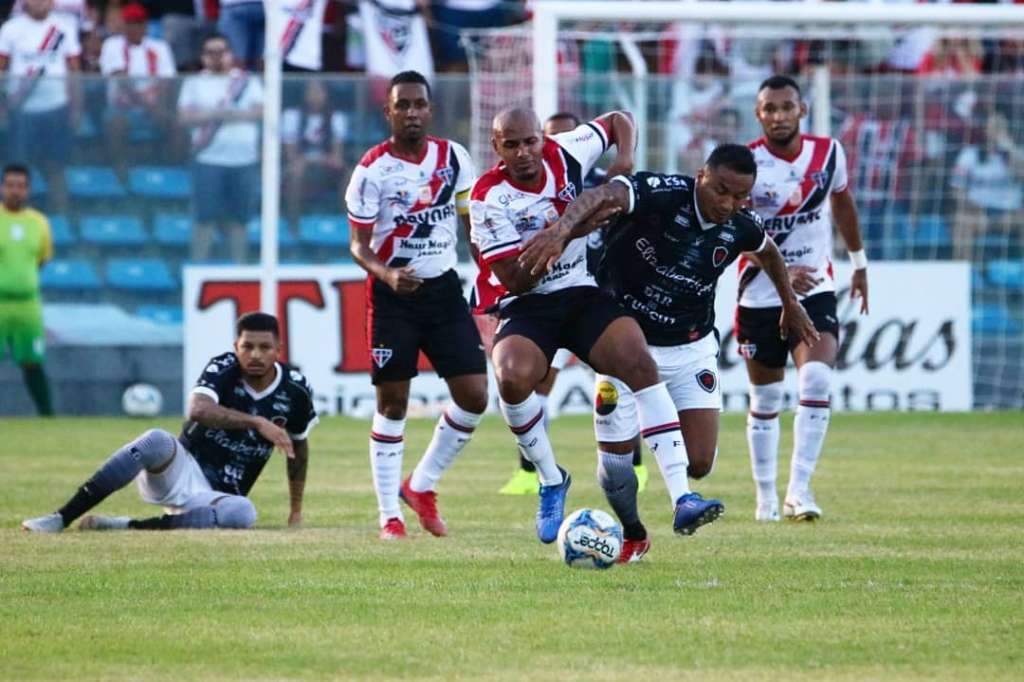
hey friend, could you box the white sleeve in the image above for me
[551,119,612,176]
[281,109,300,144]
[61,20,81,57]
[157,42,177,76]
[177,78,196,111]
[831,140,849,194]
[98,37,120,74]
[244,76,264,107]
[470,193,521,265]
[452,142,477,194]
[0,23,12,57]
[344,164,380,229]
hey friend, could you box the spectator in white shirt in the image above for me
[0,0,81,215]
[281,78,347,225]
[178,34,263,263]
[99,3,176,172]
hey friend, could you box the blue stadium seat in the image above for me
[106,258,176,292]
[48,215,75,247]
[128,166,192,199]
[910,214,952,260]
[298,214,350,248]
[153,213,193,247]
[986,260,1024,291]
[65,166,126,199]
[135,304,183,325]
[29,167,48,196]
[247,218,296,246]
[39,259,101,291]
[80,215,147,247]
[972,304,1024,336]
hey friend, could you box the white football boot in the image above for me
[79,515,131,531]
[21,513,65,533]
[783,489,822,521]
[755,498,780,522]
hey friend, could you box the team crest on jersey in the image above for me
[557,182,577,203]
[712,246,729,268]
[810,170,830,190]
[378,13,412,53]
[271,415,288,427]
[371,347,393,368]
[696,369,717,393]
[434,166,453,186]
[738,343,757,360]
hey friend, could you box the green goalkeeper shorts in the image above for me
[0,298,46,365]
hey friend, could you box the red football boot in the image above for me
[618,537,652,564]
[399,477,448,537]
[379,517,407,540]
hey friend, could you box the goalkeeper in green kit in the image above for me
[0,164,54,415]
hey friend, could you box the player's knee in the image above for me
[749,382,785,416]
[495,361,537,402]
[799,361,832,400]
[616,350,660,391]
[687,447,717,479]
[453,384,489,415]
[214,496,257,529]
[132,428,177,469]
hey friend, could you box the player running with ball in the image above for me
[521,144,818,562]
[741,75,869,522]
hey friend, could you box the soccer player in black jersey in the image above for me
[21,313,317,533]
[520,144,818,562]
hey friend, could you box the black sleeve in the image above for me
[619,172,693,219]
[284,367,318,439]
[193,353,241,404]
[736,210,768,253]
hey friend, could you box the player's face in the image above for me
[543,116,576,136]
[696,166,754,225]
[201,39,232,73]
[755,86,806,146]
[234,330,280,379]
[493,120,544,183]
[386,83,432,144]
[24,0,52,19]
[2,172,29,210]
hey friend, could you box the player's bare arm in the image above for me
[489,254,548,295]
[518,181,629,275]
[187,393,295,458]
[349,226,423,294]
[748,238,819,346]
[287,438,309,527]
[597,111,637,178]
[831,188,869,314]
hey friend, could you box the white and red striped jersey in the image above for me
[740,134,849,308]
[0,13,80,113]
[469,120,611,309]
[270,0,328,71]
[345,136,475,279]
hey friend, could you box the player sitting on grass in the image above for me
[21,312,317,532]
[519,144,818,562]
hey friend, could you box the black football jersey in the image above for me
[180,352,318,496]
[597,172,767,345]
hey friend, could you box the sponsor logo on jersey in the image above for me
[718,231,735,243]
[371,347,393,368]
[417,185,432,203]
[696,369,717,393]
[595,380,619,416]
[712,246,729,268]
[647,176,662,188]
[674,213,691,228]
[543,206,559,225]
[393,204,455,228]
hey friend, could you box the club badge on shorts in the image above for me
[738,342,757,360]
[695,369,717,393]
[371,347,393,368]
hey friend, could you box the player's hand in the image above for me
[788,265,822,295]
[780,300,819,347]
[519,224,570,276]
[583,204,622,233]
[255,418,295,459]
[850,269,869,314]
[288,510,302,528]
[384,267,423,295]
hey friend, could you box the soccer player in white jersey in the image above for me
[740,75,870,522]
[345,70,488,541]
[471,107,726,544]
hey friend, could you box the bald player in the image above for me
[470,107,726,544]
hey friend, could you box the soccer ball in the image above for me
[556,508,623,569]
[121,383,163,417]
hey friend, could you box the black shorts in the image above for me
[367,269,486,385]
[735,291,840,369]
[494,286,627,365]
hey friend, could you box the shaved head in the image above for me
[492,107,541,136]
[491,107,546,185]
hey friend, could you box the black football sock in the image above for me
[129,507,217,530]
[519,452,536,473]
[631,443,643,467]
[598,450,645,540]
[22,365,53,416]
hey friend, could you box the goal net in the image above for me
[464,2,1024,409]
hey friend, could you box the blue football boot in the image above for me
[673,492,725,536]
[536,467,571,544]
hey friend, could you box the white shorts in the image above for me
[593,332,722,443]
[136,438,220,512]
[551,348,573,371]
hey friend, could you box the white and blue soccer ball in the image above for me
[556,508,623,569]
[121,383,163,417]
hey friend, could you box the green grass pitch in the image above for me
[1,412,1022,681]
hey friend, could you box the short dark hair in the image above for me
[545,111,580,127]
[236,312,279,338]
[706,143,757,177]
[389,70,431,99]
[202,33,230,50]
[759,74,801,97]
[3,164,30,182]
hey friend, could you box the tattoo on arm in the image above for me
[188,394,259,430]
[558,183,631,240]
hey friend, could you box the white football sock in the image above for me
[500,393,562,486]
[370,412,405,526]
[634,382,690,504]
[536,393,550,430]
[409,404,483,492]
[789,362,831,499]
[748,382,784,505]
